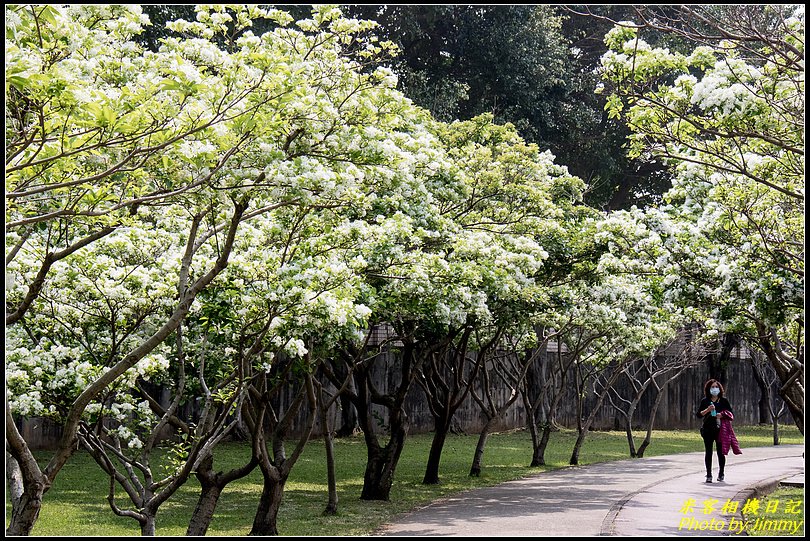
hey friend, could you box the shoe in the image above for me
[718,474,724,482]
[706,475,713,483]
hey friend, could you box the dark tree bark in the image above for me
[707,332,738,386]
[188,482,222,536]
[321,419,339,515]
[532,424,554,467]
[314,366,353,515]
[360,423,407,500]
[635,391,663,458]
[570,360,625,465]
[335,393,358,438]
[422,423,450,485]
[523,333,573,467]
[247,369,317,536]
[749,351,789,446]
[469,417,497,477]
[140,515,157,537]
[324,323,458,501]
[330,358,358,438]
[250,475,287,536]
[756,322,804,434]
[636,365,689,458]
[418,326,487,484]
[186,454,258,536]
[469,332,545,477]
[750,360,771,425]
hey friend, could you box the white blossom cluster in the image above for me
[5,5,698,451]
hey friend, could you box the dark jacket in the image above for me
[696,396,733,436]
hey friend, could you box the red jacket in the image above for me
[719,410,742,456]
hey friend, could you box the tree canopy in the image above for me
[4,4,804,536]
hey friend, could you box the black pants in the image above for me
[701,428,725,477]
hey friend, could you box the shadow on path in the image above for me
[378,445,805,537]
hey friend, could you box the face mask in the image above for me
[710,388,720,396]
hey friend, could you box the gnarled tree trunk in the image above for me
[423,418,451,484]
[361,421,407,500]
[186,453,258,536]
[756,323,804,434]
[249,475,286,536]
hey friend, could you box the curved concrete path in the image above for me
[377,444,804,536]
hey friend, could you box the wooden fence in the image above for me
[15,340,792,449]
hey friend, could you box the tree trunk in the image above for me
[361,424,406,501]
[4,445,47,537]
[524,395,542,467]
[469,417,495,477]
[623,400,640,458]
[772,413,781,446]
[750,360,771,424]
[708,333,737,386]
[637,388,666,458]
[140,513,157,536]
[569,427,588,466]
[625,416,637,458]
[249,477,286,536]
[423,419,450,485]
[352,341,417,502]
[531,424,552,467]
[6,408,50,537]
[6,480,44,536]
[186,451,258,535]
[570,364,624,465]
[188,455,219,536]
[320,395,339,515]
[757,324,804,434]
[187,483,222,536]
[323,431,338,515]
[335,393,358,438]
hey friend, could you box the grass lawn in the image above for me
[745,486,805,537]
[6,424,803,536]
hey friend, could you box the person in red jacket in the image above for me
[696,379,733,483]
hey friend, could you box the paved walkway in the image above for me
[377,444,804,536]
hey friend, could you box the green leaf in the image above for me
[160,79,185,92]
[7,75,29,91]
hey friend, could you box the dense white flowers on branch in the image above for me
[598,6,804,429]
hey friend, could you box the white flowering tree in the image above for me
[427,116,597,478]
[4,3,440,535]
[565,275,682,466]
[518,206,607,468]
[513,207,683,467]
[320,114,591,495]
[5,4,276,533]
[68,230,252,536]
[599,6,804,431]
[5,4,271,326]
[317,131,457,501]
[604,329,706,458]
[224,208,379,536]
[6,179,251,536]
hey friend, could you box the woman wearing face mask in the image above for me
[696,379,733,483]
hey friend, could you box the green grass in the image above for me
[7,424,803,536]
[745,486,805,537]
